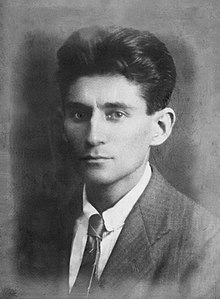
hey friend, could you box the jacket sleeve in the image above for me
[180,205,220,299]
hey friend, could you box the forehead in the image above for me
[67,75,147,109]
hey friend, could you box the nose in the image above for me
[85,113,106,147]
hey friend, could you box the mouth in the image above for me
[80,155,112,162]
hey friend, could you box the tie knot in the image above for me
[88,214,106,240]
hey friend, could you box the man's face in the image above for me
[64,75,157,187]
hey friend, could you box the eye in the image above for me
[71,110,89,122]
[106,111,126,121]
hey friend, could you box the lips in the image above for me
[80,155,112,161]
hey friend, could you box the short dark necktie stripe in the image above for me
[71,214,106,298]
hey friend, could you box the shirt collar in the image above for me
[83,162,152,232]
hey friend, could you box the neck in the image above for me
[85,162,148,213]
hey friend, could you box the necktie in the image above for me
[71,214,106,298]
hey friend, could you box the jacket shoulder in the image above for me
[138,166,220,297]
[139,165,220,256]
[149,165,220,231]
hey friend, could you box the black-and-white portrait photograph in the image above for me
[1,1,220,298]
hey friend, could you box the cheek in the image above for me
[64,123,81,147]
[64,120,77,137]
[64,120,71,135]
[117,124,152,148]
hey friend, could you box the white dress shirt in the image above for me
[69,162,152,292]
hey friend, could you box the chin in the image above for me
[84,176,112,186]
[82,171,116,186]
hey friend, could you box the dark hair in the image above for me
[56,26,176,115]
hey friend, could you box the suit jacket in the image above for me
[17,166,220,299]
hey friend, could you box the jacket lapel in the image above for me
[99,202,154,291]
[99,166,173,294]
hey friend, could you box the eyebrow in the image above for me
[65,102,86,108]
[65,101,134,110]
[103,102,133,110]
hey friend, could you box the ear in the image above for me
[150,107,176,146]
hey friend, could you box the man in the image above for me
[54,26,220,298]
